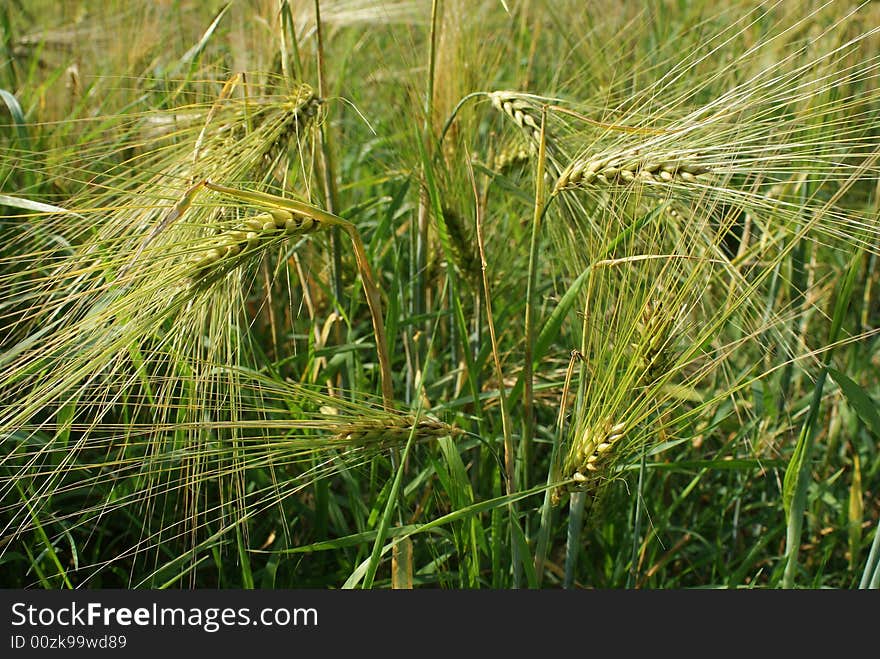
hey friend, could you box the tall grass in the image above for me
[1,0,878,589]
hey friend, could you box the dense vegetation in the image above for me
[1,0,878,589]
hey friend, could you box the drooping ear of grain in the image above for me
[488,91,559,164]
[556,152,711,192]
[256,85,323,172]
[489,91,546,143]
[189,207,322,284]
[632,298,680,386]
[561,418,628,495]
[331,414,463,447]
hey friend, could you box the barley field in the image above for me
[1,0,879,589]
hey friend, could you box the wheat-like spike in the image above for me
[632,299,679,385]
[564,417,628,491]
[259,87,323,165]
[189,207,322,281]
[488,90,562,160]
[331,415,463,447]
[493,139,532,172]
[442,206,482,285]
[555,153,711,192]
[489,92,544,139]
[556,297,687,501]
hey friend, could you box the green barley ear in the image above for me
[492,138,532,173]
[332,414,464,447]
[257,85,323,171]
[562,417,628,495]
[189,207,323,285]
[442,206,481,286]
[488,91,559,162]
[555,151,711,192]
[200,179,395,408]
[633,297,684,387]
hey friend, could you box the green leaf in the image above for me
[828,368,880,438]
[235,523,254,590]
[178,4,230,69]
[782,423,808,518]
[0,88,27,143]
[510,514,538,588]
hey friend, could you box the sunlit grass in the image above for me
[1,0,878,589]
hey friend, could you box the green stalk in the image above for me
[521,107,548,490]
[411,0,441,400]
[782,253,859,588]
[279,0,304,82]
[563,491,587,589]
[468,155,520,587]
[626,444,648,589]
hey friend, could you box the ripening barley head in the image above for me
[0,84,378,582]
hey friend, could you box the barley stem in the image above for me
[313,0,347,397]
[522,107,548,490]
[564,491,587,589]
[469,155,520,588]
[626,441,648,589]
[411,0,442,404]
